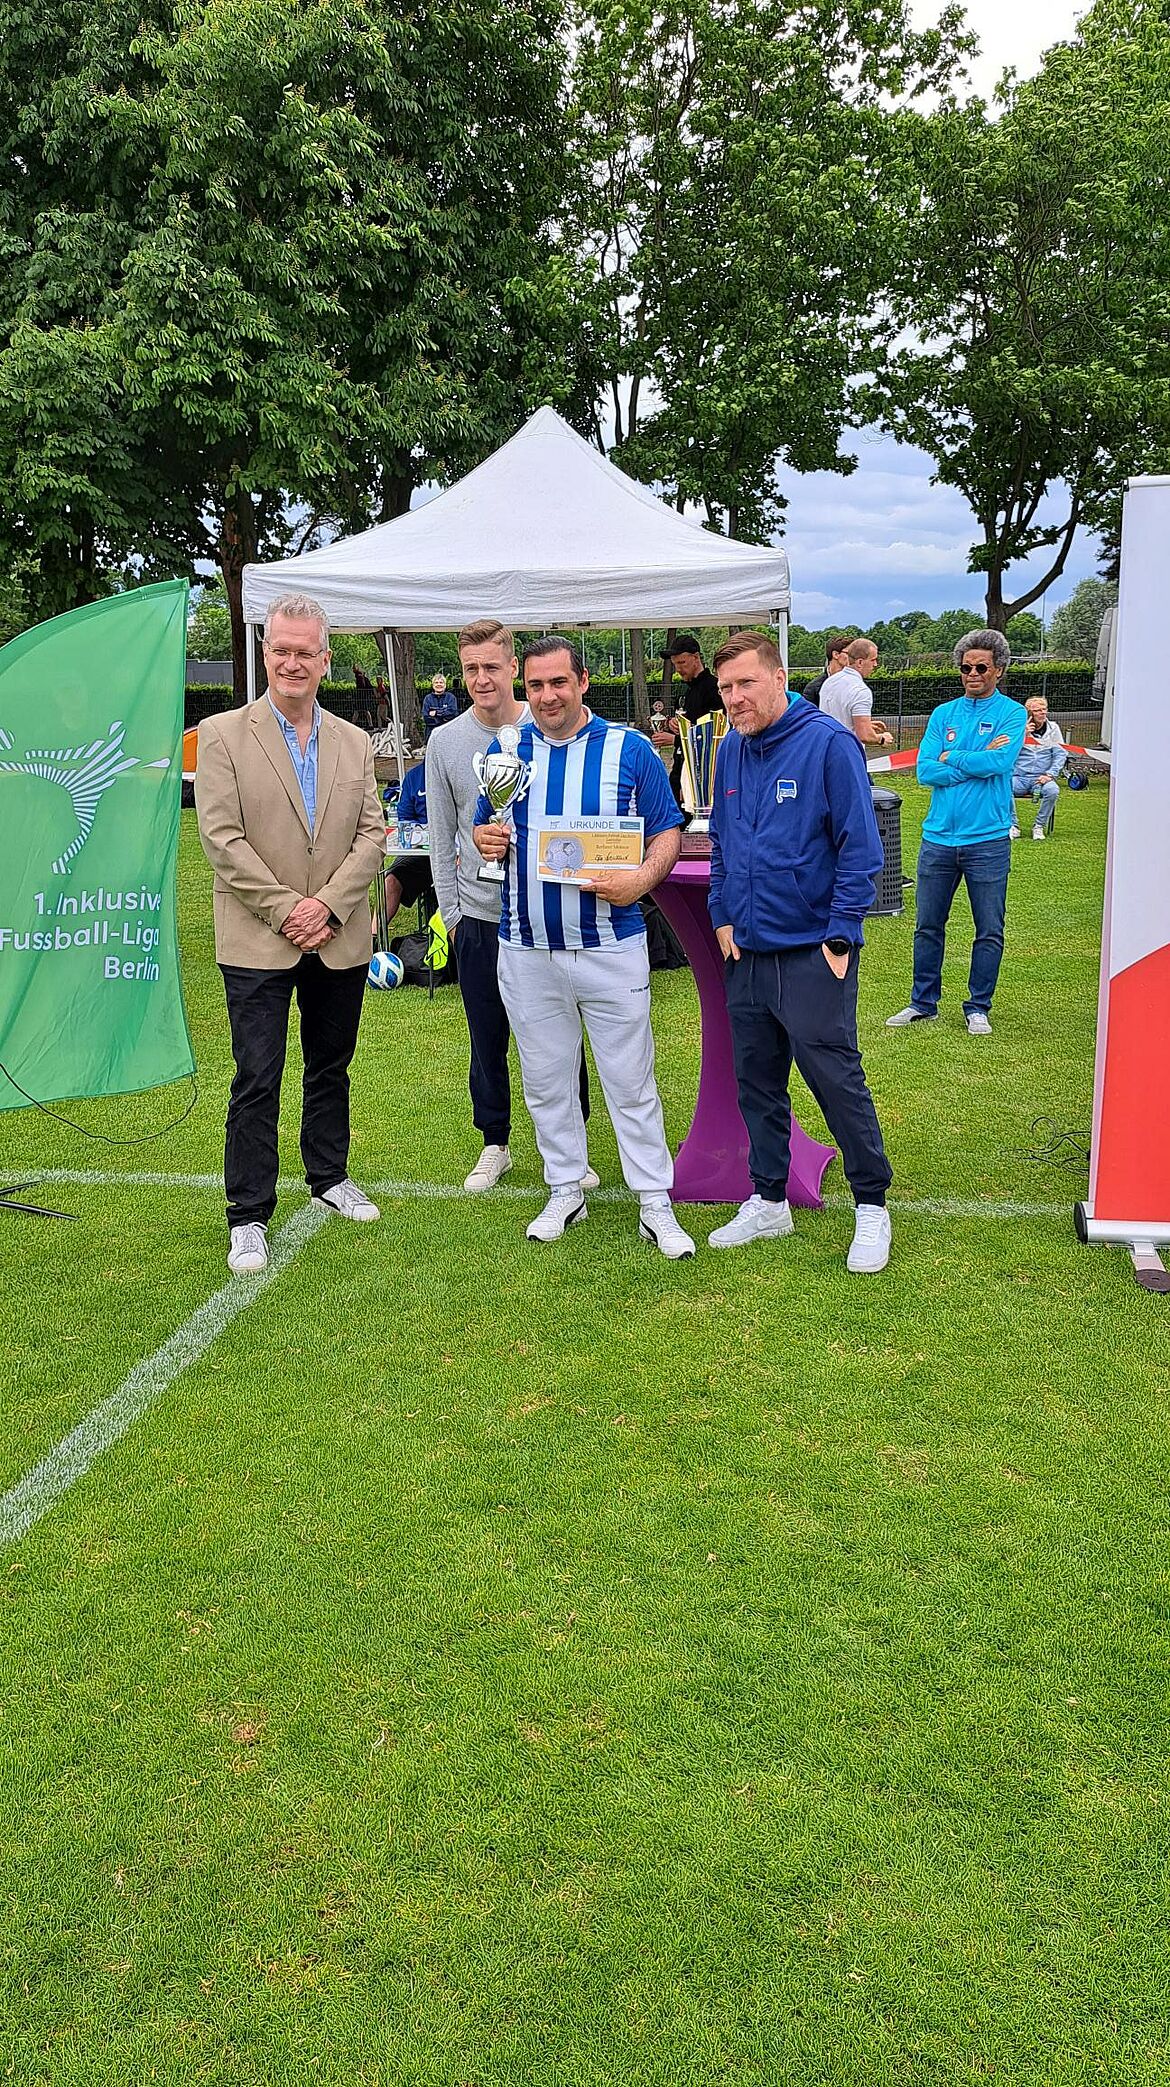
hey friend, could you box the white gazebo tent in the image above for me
[241,406,791,760]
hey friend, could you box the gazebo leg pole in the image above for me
[383,630,407,782]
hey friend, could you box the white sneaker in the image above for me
[1009,825,1020,840]
[639,1198,696,1260]
[313,1178,380,1221]
[526,1189,587,1242]
[847,1203,891,1274]
[965,1011,993,1035]
[582,1166,601,1191]
[227,1222,268,1275]
[464,1144,512,1193]
[1032,825,1046,841]
[708,1194,795,1249]
[885,1005,936,1028]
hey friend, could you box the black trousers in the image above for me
[726,946,892,1207]
[454,914,589,1150]
[220,955,368,1229]
[385,855,434,910]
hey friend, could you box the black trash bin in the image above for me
[869,788,904,916]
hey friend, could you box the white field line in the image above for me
[0,1203,326,1549]
[27,1167,1069,1219]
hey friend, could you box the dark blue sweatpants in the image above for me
[725,945,891,1206]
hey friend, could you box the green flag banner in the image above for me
[0,581,195,1112]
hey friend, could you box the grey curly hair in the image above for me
[953,627,1010,671]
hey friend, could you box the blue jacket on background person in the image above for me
[709,699,883,949]
[1012,722,1067,790]
[396,763,427,828]
[917,691,1027,846]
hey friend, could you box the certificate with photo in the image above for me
[536,815,644,882]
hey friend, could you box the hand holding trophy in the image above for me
[472,725,533,883]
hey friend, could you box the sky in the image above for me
[780,0,1095,632]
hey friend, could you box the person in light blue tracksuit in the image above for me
[887,628,1027,1037]
[1010,694,1067,838]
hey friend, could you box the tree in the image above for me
[0,0,586,690]
[187,581,232,662]
[866,0,1170,629]
[0,559,33,647]
[1005,610,1043,653]
[567,0,969,539]
[1047,578,1118,660]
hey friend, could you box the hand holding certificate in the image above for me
[537,815,644,885]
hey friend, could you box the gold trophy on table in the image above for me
[678,711,728,834]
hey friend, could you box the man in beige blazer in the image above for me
[195,592,387,1274]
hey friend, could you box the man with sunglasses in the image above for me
[887,629,1026,1036]
[196,593,386,1274]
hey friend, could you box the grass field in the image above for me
[2,783,1167,2087]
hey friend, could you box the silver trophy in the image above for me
[472,724,532,883]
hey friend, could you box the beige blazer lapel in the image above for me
[313,710,342,836]
[252,698,312,839]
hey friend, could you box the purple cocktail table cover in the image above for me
[654,857,836,1209]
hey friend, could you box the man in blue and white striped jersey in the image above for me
[473,635,694,1259]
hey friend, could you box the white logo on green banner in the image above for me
[0,719,171,875]
[0,583,195,1112]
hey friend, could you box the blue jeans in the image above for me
[910,837,1011,1017]
[1012,778,1059,831]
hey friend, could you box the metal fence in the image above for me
[184,674,1105,749]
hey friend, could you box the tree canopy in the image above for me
[865,0,1170,628]
[0,0,585,683]
[1,0,1166,673]
[565,0,969,539]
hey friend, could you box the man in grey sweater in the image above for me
[425,618,592,1192]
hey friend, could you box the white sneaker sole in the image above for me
[464,1155,513,1193]
[708,1224,794,1250]
[639,1220,695,1260]
[311,1196,380,1222]
[526,1202,587,1243]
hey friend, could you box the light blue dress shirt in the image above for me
[268,696,320,832]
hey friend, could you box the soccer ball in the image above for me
[367,949,405,990]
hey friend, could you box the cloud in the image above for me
[796,537,977,579]
[789,591,844,621]
[774,434,1103,624]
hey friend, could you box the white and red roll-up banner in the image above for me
[1076,475,1170,1275]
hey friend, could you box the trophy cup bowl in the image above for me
[472,726,532,883]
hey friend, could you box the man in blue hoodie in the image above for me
[887,629,1027,1037]
[707,631,893,1274]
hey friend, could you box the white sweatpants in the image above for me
[497,939,674,1198]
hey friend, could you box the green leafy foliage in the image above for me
[864,0,1170,627]
[566,0,971,537]
[1046,578,1118,662]
[0,0,585,685]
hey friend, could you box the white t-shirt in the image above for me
[819,667,872,733]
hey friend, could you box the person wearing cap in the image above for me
[662,636,722,802]
[662,635,722,724]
